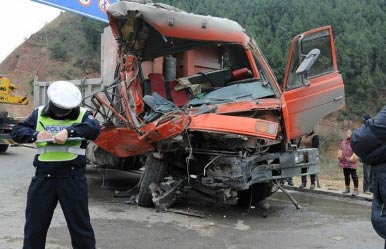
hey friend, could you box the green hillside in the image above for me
[41,12,107,80]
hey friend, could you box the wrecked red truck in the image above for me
[85,1,345,208]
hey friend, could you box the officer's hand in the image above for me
[37,130,53,140]
[54,129,68,144]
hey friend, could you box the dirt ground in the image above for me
[291,175,367,193]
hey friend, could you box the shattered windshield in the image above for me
[186,80,275,106]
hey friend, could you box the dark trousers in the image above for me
[301,174,316,185]
[23,167,95,249]
[370,164,386,247]
[343,168,358,188]
[363,163,372,192]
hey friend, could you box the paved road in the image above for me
[0,146,384,249]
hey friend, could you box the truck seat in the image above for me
[231,68,252,81]
[143,73,191,107]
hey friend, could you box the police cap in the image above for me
[47,81,82,109]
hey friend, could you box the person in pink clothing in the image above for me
[338,129,359,196]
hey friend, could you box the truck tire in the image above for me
[0,144,9,152]
[137,155,168,207]
[237,182,273,206]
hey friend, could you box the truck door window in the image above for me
[302,30,333,77]
[286,30,333,89]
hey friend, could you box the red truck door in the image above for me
[281,26,345,140]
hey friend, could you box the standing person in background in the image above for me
[10,81,100,249]
[338,129,359,196]
[299,130,319,189]
[363,163,372,194]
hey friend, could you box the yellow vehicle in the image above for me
[0,76,28,105]
[0,75,28,152]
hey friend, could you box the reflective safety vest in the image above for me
[35,106,87,162]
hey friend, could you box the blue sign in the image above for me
[32,0,119,23]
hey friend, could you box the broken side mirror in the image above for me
[295,48,320,86]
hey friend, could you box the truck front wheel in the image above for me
[0,144,9,152]
[137,154,168,207]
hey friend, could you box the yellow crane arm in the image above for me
[0,94,28,105]
[0,76,28,105]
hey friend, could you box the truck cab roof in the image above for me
[107,1,250,60]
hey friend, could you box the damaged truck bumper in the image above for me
[200,148,319,190]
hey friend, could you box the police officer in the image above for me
[11,81,100,249]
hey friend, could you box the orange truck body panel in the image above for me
[95,127,155,157]
[189,114,278,139]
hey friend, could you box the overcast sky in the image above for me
[0,0,62,63]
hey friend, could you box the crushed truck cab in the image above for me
[86,1,345,207]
